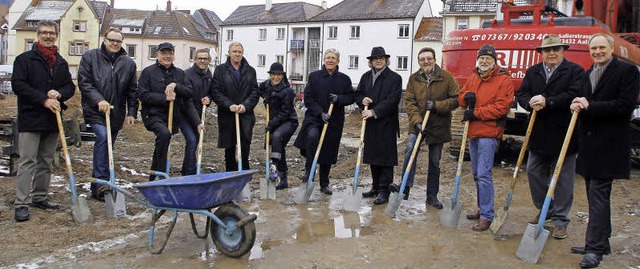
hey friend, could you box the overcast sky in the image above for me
[113,0,444,20]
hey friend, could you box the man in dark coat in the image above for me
[516,34,583,239]
[390,47,459,208]
[294,48,355,195]
[210,41,260,171]
[183,48,213,175]
[79,27,138,199]
[12,20,75,222]
[570,33,639,269]
[139,42,203,180]
[354,46,402,204]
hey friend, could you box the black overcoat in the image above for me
[259,78,298,129]
[294,65,354,164]
[355,67,402,166]
[210,57,260,149]
[516,59,584,155]
[184,65,212,115]
[576,56,639,179]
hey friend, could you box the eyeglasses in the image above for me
[105,37,123,44]
[38,31,57,36]
[196,57,210,62]
[418,57,434,62]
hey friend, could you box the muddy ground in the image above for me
[0,94,638,268]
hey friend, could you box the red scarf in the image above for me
[36,42,58,68]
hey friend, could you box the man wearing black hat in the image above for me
[354,46,402,204]
[516,34,584,239]
[138,42,203,180]
[458,44,514,231]
[259,62,299,189]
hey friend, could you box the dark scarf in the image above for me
[36,42,58,69]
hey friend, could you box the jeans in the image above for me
[303,125,331,186]
[269,121,296,172]
[400,133,444,198]
[179,121,198,176]
[527,151,576,227]
[469,137,498,221]
[91,124,119,194]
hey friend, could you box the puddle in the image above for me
[293,211,374,243]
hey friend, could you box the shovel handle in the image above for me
[399,110,431,194]
[451,116,471,203]
[196,105,206,175]
[265,104,270,180]
[165,101,174,174]
[105,106,116,184]
[307,103,335,185]
[235,112,242,171]
[55,110,78,202]
[352,105,368,189]
[503,110,537,209]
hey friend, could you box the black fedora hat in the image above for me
[366,46,390,60]
[268,62,285,74]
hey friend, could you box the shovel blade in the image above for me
[105,192,126,219]
[490,209,508,234]
[259,178,268,200]
[439,198,462,228]
[267,179,277,200]
[71,196,93,223]
[294,182,314,204]
[516,224,550,264]
[384,192,403,217]
[343,187,362,212]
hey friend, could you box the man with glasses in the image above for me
[389,47,459,208]
[78,27,138,199]
[139,42,203,180]
[183,48,213,175]
[12,20,75,221]
[516,34,583,239]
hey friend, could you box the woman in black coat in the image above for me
[260,63,299,189]
[294,48,354,195]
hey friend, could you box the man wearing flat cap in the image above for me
[516,34,584,239]
[138,42,203,180]
[354,46,403,204]
[458,44,514,231]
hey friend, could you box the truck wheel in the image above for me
[449,108,470,160]
[210,204,256,258]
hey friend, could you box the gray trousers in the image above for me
[14,131,58,207]
[526,151,576,227]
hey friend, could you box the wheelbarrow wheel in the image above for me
[210,203,256,258]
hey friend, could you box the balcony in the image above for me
[291,40,304,50]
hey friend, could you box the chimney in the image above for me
[322,0,327,9]
[110,0,114,8]
[31,0,40,6]
[166,0,172,12]
[266,0,272,11]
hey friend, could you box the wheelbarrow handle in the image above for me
[92,178,154,208]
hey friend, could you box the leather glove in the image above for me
[462,109,478,122]
[329,94,338,104]
[321,113,331,123]
[464,92,476,109]
[414,123,422,133]
[425,101,436,111]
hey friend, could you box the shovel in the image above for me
[104,106,126,218]
[260,104,276,200]
[295,103,334,205]
[439,117,470,228]
[491,110,537,234]
[165,100,174,174]
[385,110,431,217]
[235,111,252,202]
[189,105,211,238]
[343,105,368,212]
[55,109,92,223]
[516,111,578,264]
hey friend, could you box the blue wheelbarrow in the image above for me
[93,170,258,258]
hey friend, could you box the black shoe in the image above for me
[362,188,378,198]
[30,200,60,210]
[320,186,333,195]
[14,207,30,222]
[388,183,410,200]
[426,196,444,209]
[571,247,611,255]
[579,253,602,268]
[373,192,389,205]
[275,180,288,190]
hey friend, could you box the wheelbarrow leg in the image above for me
[189,212,211,239]
[148,209,178,255]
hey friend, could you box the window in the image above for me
[73,20,87,32]
[126,44,136,58]
[27,21,37,27]
[349,55,359,69]
[259,28,267,41]
[148,45,158,59]
[258,54,266,67]
[350,26,360,39]
[25,39,34,52]
[226,29,234,41]
[328,26,337,39]
[68,40,89,56]
[68,65,78,80]
[276,55,284,64]
[397,56,408,70]
[276,28,285,40]
[398,24,410,38]
[189,47,196,61]
[153,26,162,34]
[456,18,468,30]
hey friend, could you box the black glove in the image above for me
[265,125,272,133]
[415,123,422,133]
[329,94,338,104]
[462,109,478,122]
[464,92,476,109]
[321,113,331,123]
[425,101,436,111]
